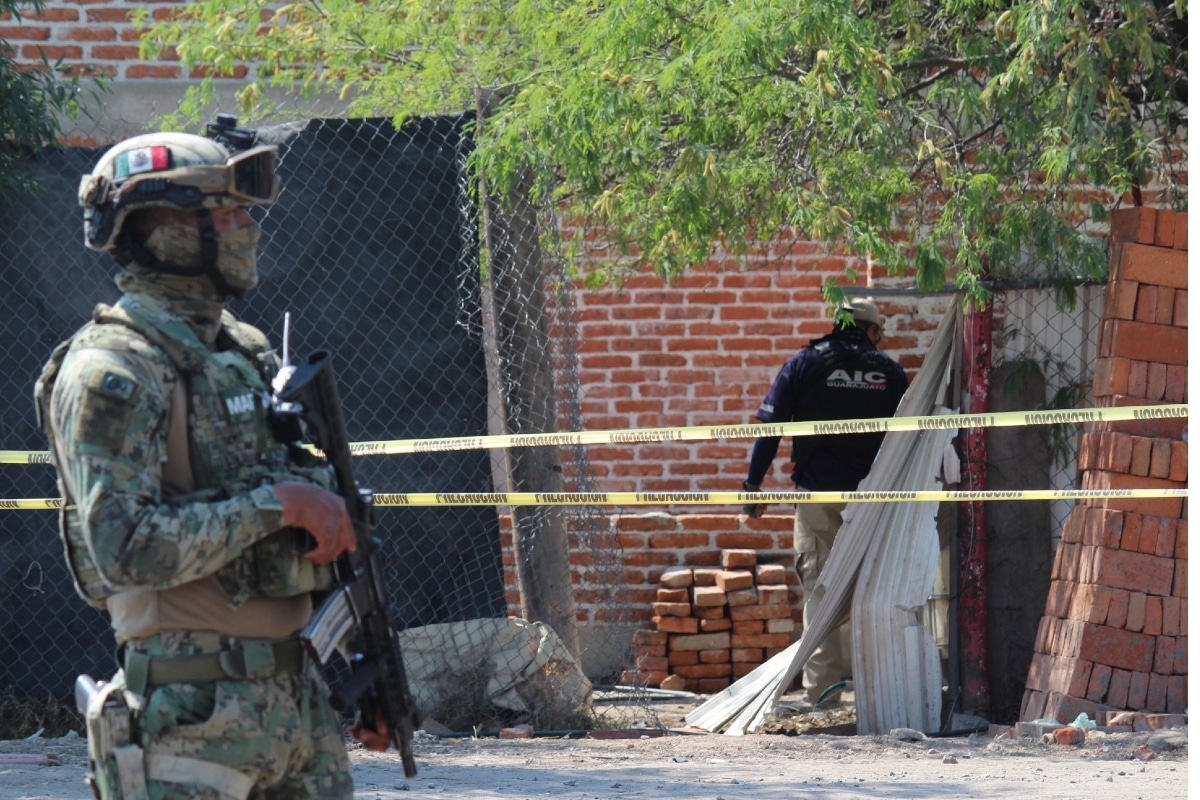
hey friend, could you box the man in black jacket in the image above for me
[742,297,909,709]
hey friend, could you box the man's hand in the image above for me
[741,480,766,518]
[349,710,392,752]
[274,482,356,563]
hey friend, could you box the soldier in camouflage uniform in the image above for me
[34,130,386,800]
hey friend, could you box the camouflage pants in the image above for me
[96,631,353,800]
[793,499,853,705]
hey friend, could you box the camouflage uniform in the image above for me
[36,131,355,800]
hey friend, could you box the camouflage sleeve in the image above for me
[49,342,288,594]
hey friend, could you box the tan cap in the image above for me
[837,296,881,327]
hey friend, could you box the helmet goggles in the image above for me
[80,145,280,210]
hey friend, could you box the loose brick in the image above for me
[1120,513,1143,552]
[1173,637,1187,674]
[757,585,791,605]
[1154,210,1178,247]
[1133,284,1158,323]
[732,620,765,635]
[1146,363,1167,402]
[1109,208,1157,244]
[731,633,791,649]
[672,662,731,679]
[1167,441,1188,482]
[1118,243,1188,289]
[656,588,689,603]
[1166,676,1187,713]
[727,588,758,607]
[636,655,668,672]
[1126,360,1149,398]
[720,549,757,569]
[659,568,694,588]
[1092,357,1132,397]
[1174,212,1188,251]
[652,601,691,617]
[667,650,699,666]
[1093,548,1176,594]
[1164,365,1187,403]
[1137,514,1162,555]
[654,616,699,634]
[1026,652,1052,691]
[1042,692,1109,726]
[1173,559,1186,598]
[1130,436,1152,476]
[765,618,795,634]
[1127,672,1150,708]
[714,569,755,592]
[692,568,722,586]
[1106,320,1188,365]
[668,632,731,651]
[1145,674,1168,713]
[755,563,788,584]
[1154,287,1176,326]
[1020,689,1048,722]
[693,606,727,620]
[1077,623,1156,672]
[1143,597,1163,635]
[1053,727,1086,746]
[1106,589,1130,628]
[730,603,793,621]
[1106,669,1131,708]
[632,629,667,646]
[692,586,728,607]
[699,617,732,632]
[1154,519,1178,559]
[1127,593,1147,632]
[659,673,687,692]
[731,647,764,663]
[1153,635,1175,675]
[698,648,731,664]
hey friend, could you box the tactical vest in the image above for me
[35,295,333,609]
[789,339,899,467]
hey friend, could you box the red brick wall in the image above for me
[2,2,197,81]
[567,261,947,495]
[1020,208,1188,723]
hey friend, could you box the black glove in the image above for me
[741,480,765,518]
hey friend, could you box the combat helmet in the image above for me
[78,120,279,295]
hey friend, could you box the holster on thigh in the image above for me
[81,671,253,800]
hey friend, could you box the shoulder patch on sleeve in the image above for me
[76,363,142,453]
[87,366,139,402]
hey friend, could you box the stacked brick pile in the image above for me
[1020,207,1188,723]
[623,549,795,692]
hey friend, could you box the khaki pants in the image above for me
[794,500,852,705]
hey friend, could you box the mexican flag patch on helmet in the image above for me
[114,146,170,178]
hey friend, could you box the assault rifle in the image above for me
[271,336,420,777]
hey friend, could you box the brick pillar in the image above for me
[1020,208,1188,723]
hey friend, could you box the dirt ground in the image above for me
[0,696,1187,800]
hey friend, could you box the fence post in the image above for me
[473,88,581,662]
[958,289,993,718]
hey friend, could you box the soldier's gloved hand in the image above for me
[275,482,356,563]
[741,480,766,518]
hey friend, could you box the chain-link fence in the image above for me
[0,98,648,734]
[0,85,1116,734]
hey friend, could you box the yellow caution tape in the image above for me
[1,404,1186,464]
[2,488,1186,510]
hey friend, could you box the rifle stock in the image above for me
[273,349,420,777]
